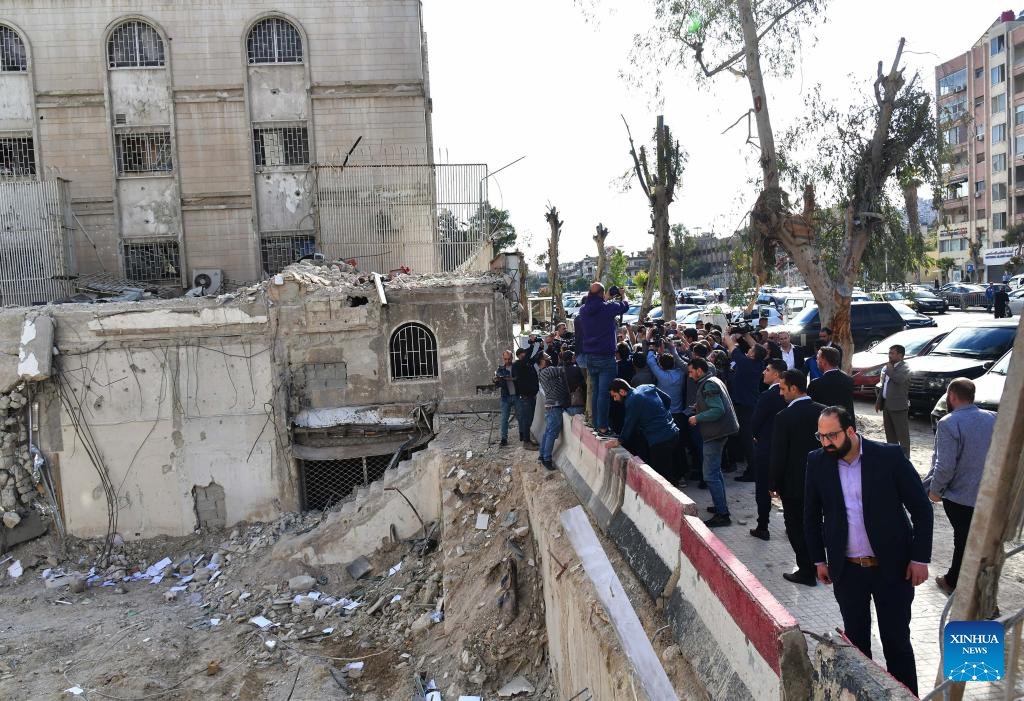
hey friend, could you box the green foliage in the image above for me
[727,228,757,306]
[937,257,957,274]
[470,202,517,258]
[859,199,929,284]
[1005,224,1024,247]
[633,270,650,291]
[567,276,590,293]
[608,250,628,289]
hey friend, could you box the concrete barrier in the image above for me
[554,413,628,532]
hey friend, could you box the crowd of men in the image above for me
[495,283,998,695]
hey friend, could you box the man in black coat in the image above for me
[511,339,542,449]
[807,346,856,424]
[748,359,788,540]
[769,369,826,586]
[803,406,933,696]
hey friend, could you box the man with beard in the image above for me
[769,370,825,583]
[804,406,933,696]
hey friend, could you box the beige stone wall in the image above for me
[0,0,431,284]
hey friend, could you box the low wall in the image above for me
[553,413,811,700]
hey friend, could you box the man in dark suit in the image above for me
[769,369,826,584]
[748,359,788,540]
[807,346,856,423]
[818,327,844,367]
[804,406,933,696]
[776,330,807,372]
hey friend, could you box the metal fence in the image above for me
[299,454,394,511]
[314,163,489,274]
[0,178,76,306]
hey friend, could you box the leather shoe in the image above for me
[935,575,955,596]
[783,571,816,587]
[522,440,539,451]
[749,527,770,541]
[735,473,756,482]
[704,513,731,528]
[706,505,717,514]
[541,459,556,471]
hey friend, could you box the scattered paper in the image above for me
[322,627,334,634]
[150,575,163,585]
[210,618,221,626]
[7,560,23,578]
[145,558,172,578]
[387,562,402,577]
[249,615,273,630]
[430,611,444,623]
[64,687,84,696]
[343,600,361,611]
[458,697,483,701]
[169,585,188,593]
[390,594,402,604]
[265,640,277,650]
[179,575,194,583]
[345,662,364,671]
[307,591,321,600]
[466,450,473,459]
[475,513,490,530]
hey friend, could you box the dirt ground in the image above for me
[0,417,556,701]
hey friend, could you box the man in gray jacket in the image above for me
[687,357,740,528]
[924,378,996,595]
[875,344,911,458]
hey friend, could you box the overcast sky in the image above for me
[424,1,1007,263]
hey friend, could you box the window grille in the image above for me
[122,240,180,283]
[260,232,316,274]
[247,18,303,64]
[115,131,172,174]
[0,25,27,72]
[108,21,165,68]
[253,126,309,168]
[389,323,438,380]
[300,454,393,511]
[0,137,35,178]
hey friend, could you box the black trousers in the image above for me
[781,495,814,575]
[833,563,917,696]
[943,498,975,588]
[671,413,691,479]
[648,438,679,484]
[754,451,771,529]
[732,403,755,472]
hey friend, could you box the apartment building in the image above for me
[935,10,1024,282]
[0,1,439,292]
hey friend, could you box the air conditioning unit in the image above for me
[977,134,985,141]
[954,85,966,93]
[191,268,223,295]
[975,191,983,197]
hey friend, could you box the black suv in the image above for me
[781,301,907,353]
[905,319,1017,413]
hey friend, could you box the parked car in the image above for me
[850,328,949,398]
[1008,273,1024,289]
[905,319,1017,413]
[889,302,937,329]
[781,294,816,321]
[870,290,913,307]
[930,349,1012,429]
[1008,287,1024,317]
[940,284,990,311]
[780,301,907,353]
[730,306,784,327]
[904,288,948,314]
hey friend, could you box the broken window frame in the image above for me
[114,129,173,176]
[247,17,303,65]
[260,231,317,275]
[0,24,27,72]
[389,322,439,381]
[107,20,165,69]
[252,124,310,169]
[0,134,36,179]
[120,238,180,283]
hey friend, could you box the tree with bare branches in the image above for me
[545,206,565,322]
[594,223,609,283]
[624,115,685,323]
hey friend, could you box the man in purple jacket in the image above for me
[575,282,629,435]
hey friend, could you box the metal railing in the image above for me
[299,453,393,511]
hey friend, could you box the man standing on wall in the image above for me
[924,378,996,595]
[804,407,933,696]
[576,282,630,437]
[875,344,911,459]
[536,352,570,470]
[687,357,740,527]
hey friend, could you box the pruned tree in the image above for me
[545,205,565,322]
[624,114,685,324]
[639,245,659,319]
[594,223,610,283]
[630,0,936,366]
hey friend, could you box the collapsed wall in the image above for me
[0,264,514,542]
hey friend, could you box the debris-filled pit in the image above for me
[0,417,699,699]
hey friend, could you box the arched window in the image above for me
[247,18,303,64]
[0,25,27,72]
[108,20,165,68]
[389,323,438,380]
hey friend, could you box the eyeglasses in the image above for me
[814,430,845,443]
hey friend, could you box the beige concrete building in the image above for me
[0,0,437,290]
[935,10,1024,282]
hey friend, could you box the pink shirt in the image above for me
[837,439,874,558]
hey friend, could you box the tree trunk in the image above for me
[640,245,659,319]
[655,117,676,324]
[902,179,924,284]
[594,223,609,284]
[545,206,565,323]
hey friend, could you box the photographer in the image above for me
[493,349,516,447]
[511,336,543,450]
[576,282,630,437]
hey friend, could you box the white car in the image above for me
[1008,287,1024,316]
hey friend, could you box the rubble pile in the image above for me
[0,387,33,516]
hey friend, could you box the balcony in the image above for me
[941,196,969,209]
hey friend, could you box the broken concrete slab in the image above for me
[345,556,372,581]
[1,511,47,552]
[288,574,316,593]
[496,675,535,697]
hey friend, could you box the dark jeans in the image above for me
[754,452,771,529]
[671,413,691,479]
[515,395,536,442]
[834,563,917,696]
[943,498,975,588]
[685,422,703,479]
[499,395,515,442]
[781,496,813,575]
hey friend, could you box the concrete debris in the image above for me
[0,386,35,512]
[2,511,21,529]
[497,675,535,697]
[288,574,316,593]
[345,556,373,581]
[7,559,22,578]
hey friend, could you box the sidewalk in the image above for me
[677,400,1024,699]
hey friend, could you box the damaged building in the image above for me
[0,263,514,541]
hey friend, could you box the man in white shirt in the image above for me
[777,331,806,371]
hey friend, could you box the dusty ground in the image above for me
[0,417,556,701]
